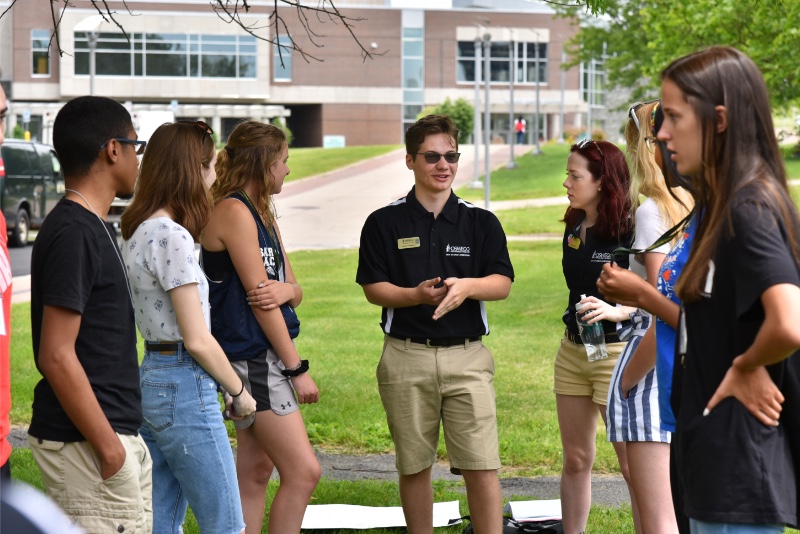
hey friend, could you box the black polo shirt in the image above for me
[357,187,514,339]
[561,216,632,338]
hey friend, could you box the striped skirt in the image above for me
[606,310,670,443]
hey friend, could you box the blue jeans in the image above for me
[140,348,244,534]
[690,519,784,534]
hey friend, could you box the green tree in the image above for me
[559,0,800,108]
[271,117,294,146]
[421,98,474,144]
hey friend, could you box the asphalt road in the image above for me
[9,241,31,277]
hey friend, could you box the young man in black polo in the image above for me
[28,96,152,533]
[357,114,514,534]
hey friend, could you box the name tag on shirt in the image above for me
[397,237,420,249]
[567,234,581,249]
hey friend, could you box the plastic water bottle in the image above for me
[575,294,608,362]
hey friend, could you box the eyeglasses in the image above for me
[179,120,213,144]
[627,98,660,132]
[414,151,461,164]
[100,138,147,155]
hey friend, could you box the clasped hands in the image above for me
[417,277,470,321]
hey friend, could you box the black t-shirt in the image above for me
[675,194,799,526]
[29,199,141,442]
[561,217,632,337]
[356,187,514,339]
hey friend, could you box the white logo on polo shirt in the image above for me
[446,244,471,257]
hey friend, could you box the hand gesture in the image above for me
[290,373,320,404]
[705,364,783,427]
[247,279,294,310]
[596,263,649,308]
[577,295,631,324]
[433,277,470,320]
[416,277,447,306]
[230,388,257,420]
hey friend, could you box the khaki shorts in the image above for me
[28,433,153,534]
[377,335,500,475]
[553,336,625,405]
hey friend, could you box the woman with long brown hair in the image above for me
[121,121,256,533]
[659,46,800,534]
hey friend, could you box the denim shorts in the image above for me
[140,347,244,534]
[689,519,784,534]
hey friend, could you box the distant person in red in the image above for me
[514,116,526,144]
[0,83,12,484]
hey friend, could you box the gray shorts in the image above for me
[231,347,298,429]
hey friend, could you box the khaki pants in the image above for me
[29,433,153,534]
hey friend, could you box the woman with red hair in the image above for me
[555,139,636,533]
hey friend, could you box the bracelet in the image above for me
[281,359,309,377]
[230,381,245,398]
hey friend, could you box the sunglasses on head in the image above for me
[415,151,461,164]
[99,138,147,155]
[576,138,603,158]
[179,120,213,143]
[627,98,660,132]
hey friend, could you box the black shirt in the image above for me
[356,187,514,339]
[675,193,799,526]
[561,217,632,337]
[29,199,141,442]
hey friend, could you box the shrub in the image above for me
[419,97,474,144]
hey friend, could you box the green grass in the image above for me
[9,242,635,530]
[456,144,571,201]
[456,144,800,203]
[287,145,401,182]
[495,204,566,236]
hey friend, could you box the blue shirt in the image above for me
[655,215,696,432]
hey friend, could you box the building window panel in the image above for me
[403,27,423,38]
[403,58,423,88]
[404,104,423,121]
[273,36,292,81]
[73,31,256,79]
[456,39,547,84]
[403,40,423,57]
[202,55,236,77]
[32,30,51,76]
[403,89,424,104]
[146,53,187,77]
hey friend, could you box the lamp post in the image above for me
[74,15,105,96]
[506,35,518,169]
[471,34,483,188]
[559,50,566,143]
[533,31,542,155]
[483,32,491,211]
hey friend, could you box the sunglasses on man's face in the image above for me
[99,138,147,155]
[415,151,461,164]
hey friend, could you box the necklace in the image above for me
[65,189,133,302]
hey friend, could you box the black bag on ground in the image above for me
[462,516,564,534]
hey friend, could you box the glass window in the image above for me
[202,55,236,78]
[403,40,423,58]
[146,54,186,77]
[32,30,50,76]
[403,58,423,88]
[239,55,256,78]
[404,89,424,104]
[274,36,292,81]
[403,104,423,121]
[456,39,547,84]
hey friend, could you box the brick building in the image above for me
[0,0,593,147]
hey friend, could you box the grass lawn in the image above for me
[8,241,641,532]
[287,145,401,182]
[495,204,565,236]
[456,144,800,203]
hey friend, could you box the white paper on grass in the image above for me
[301,500,462,529]
[503,499,562,522]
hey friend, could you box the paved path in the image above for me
[11,144,629,507]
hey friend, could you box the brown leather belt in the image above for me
[564,328,619,345]
[388,334,482,348]
[145,341,184,353]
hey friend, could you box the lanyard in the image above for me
[612,210,694,261]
